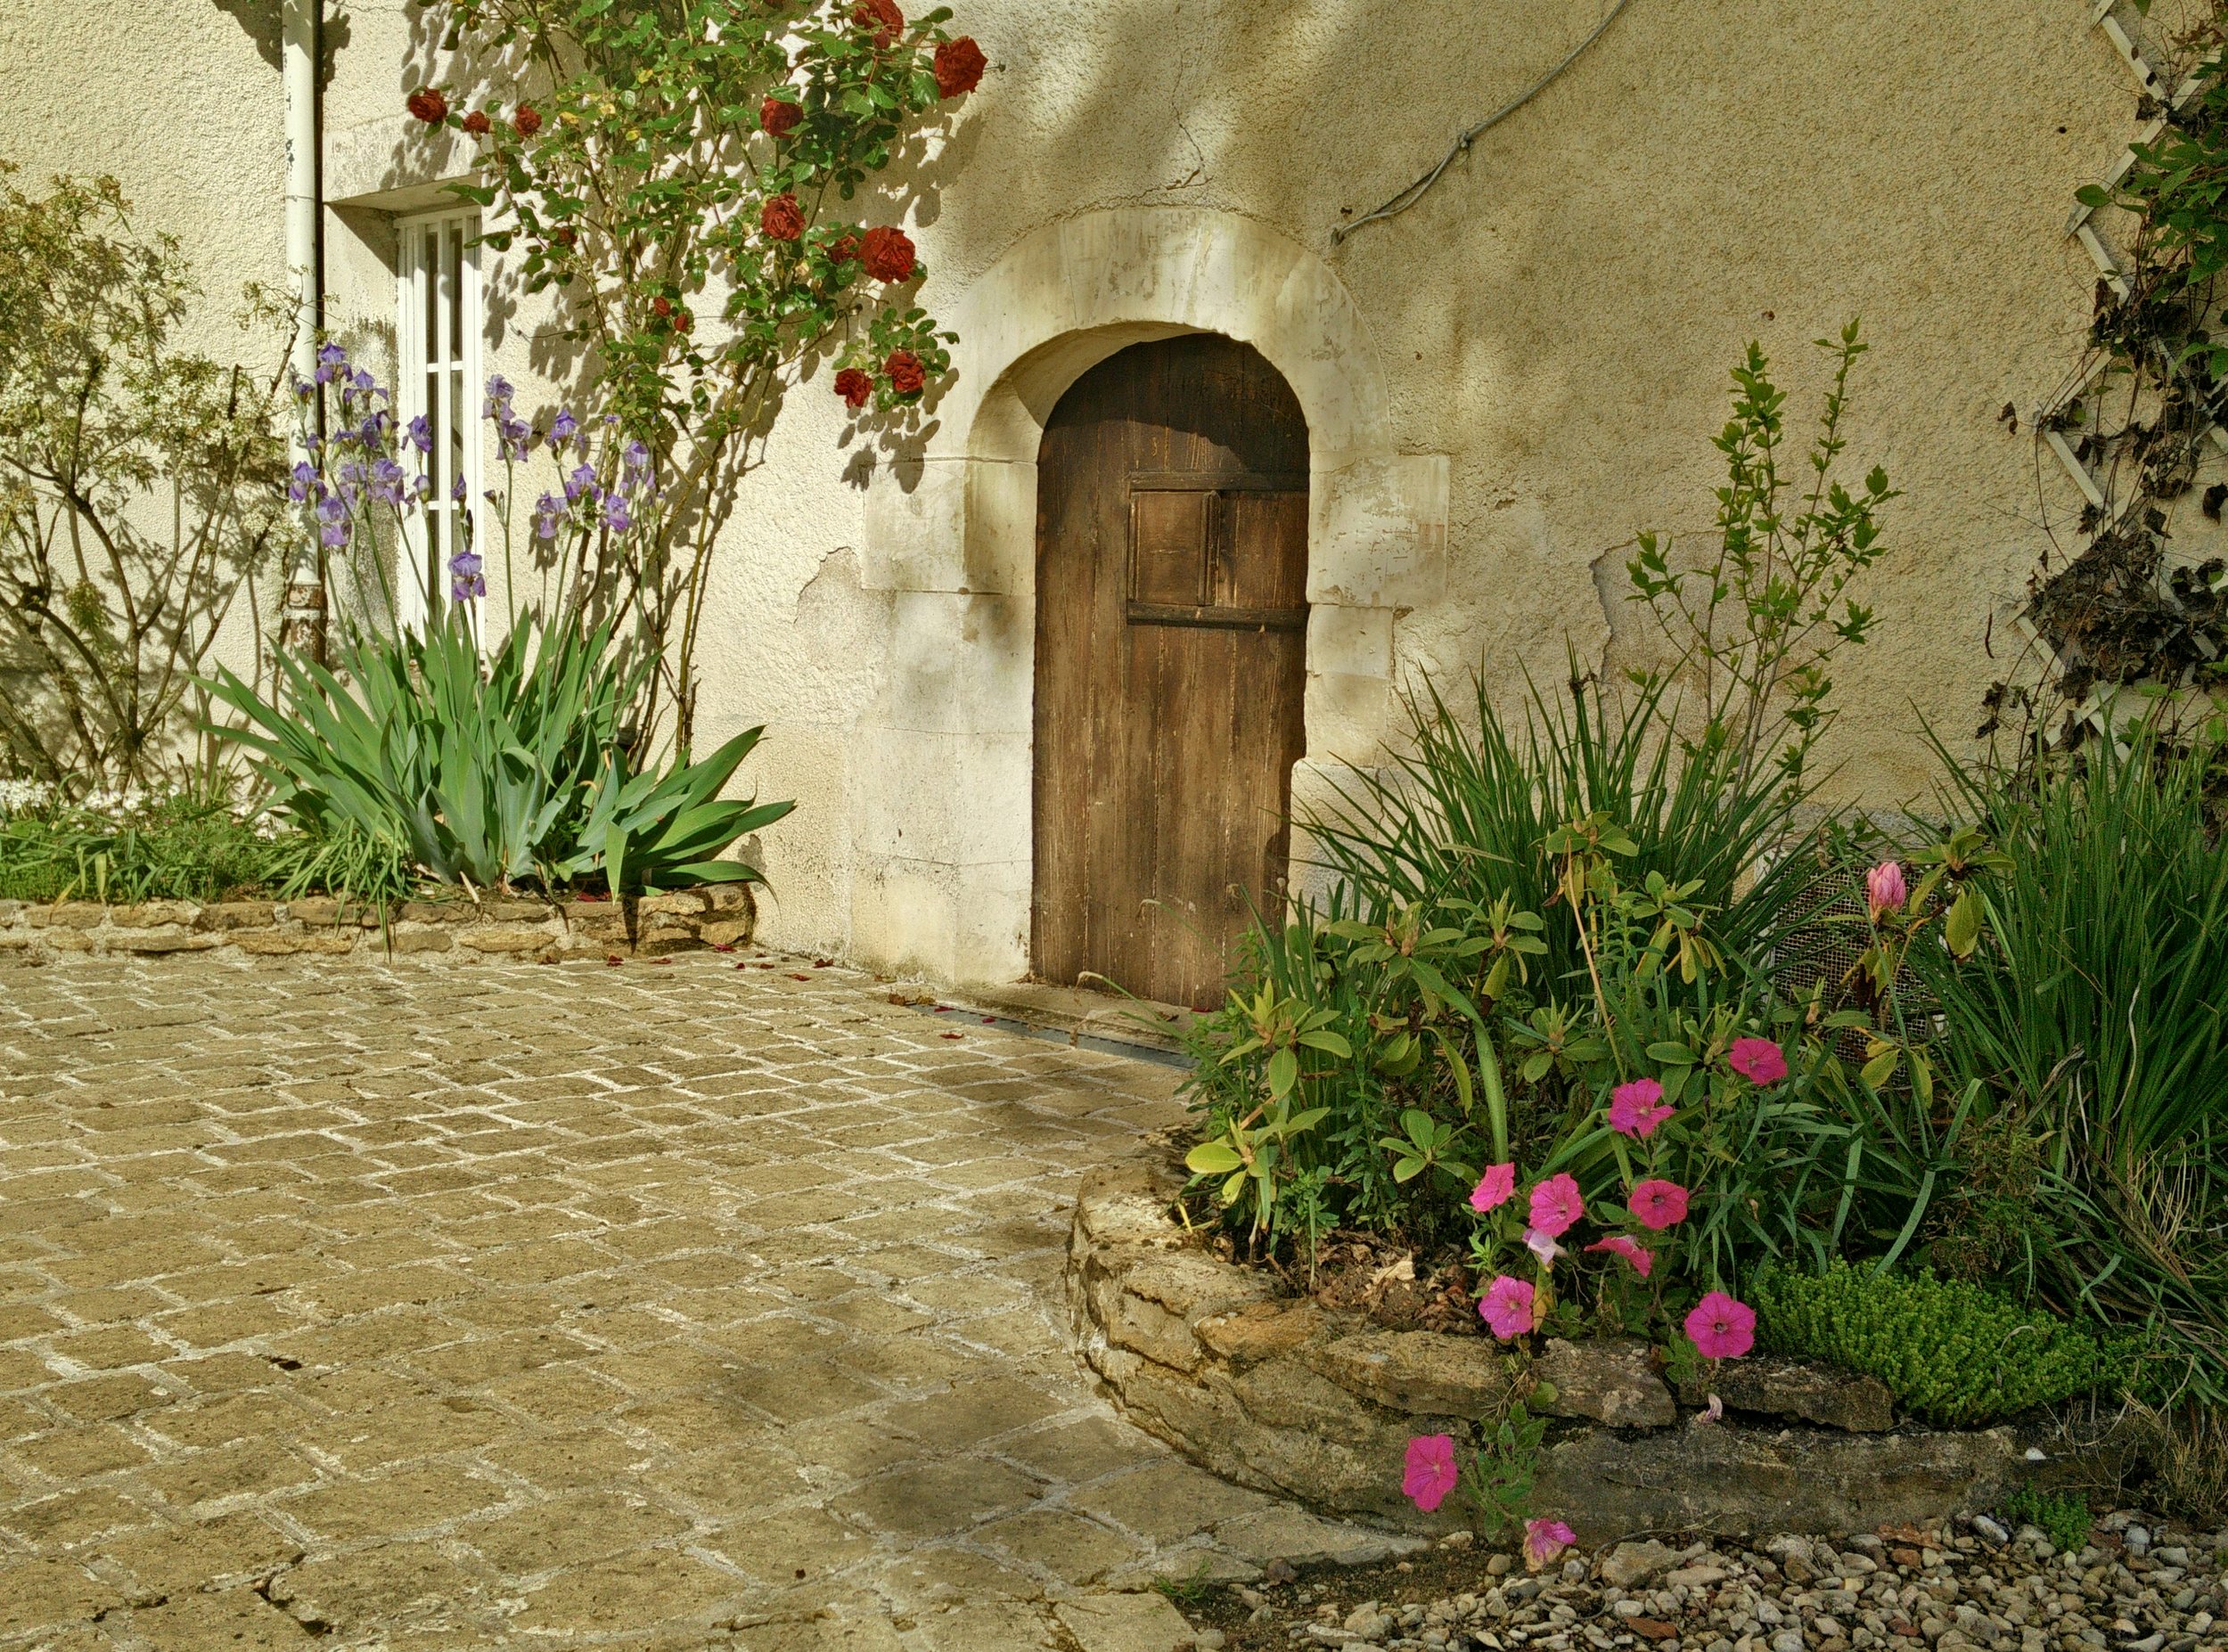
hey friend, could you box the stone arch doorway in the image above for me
[1030,334,1309,1011]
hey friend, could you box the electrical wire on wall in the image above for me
[1331,0,1636,246]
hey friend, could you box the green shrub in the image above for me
[0,789,278,904]
[1998,1485,2091,1554]
[0,789,416,907]
[1750,1262,2127,1426]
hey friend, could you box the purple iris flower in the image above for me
[451,474,468,502]
[315,341,347,385]
[288,461,316,503]
[563,462,597,503]
[533,491,562,541]
[315,492,350,547]
[368,456,407,507]
[550,409,579,448]
[414,473,434,500]
[406,414,432,454]
[448,550,486,601]
[482,375,514,419]
[601,493,632,533]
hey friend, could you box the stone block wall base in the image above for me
[1066,1163,2041,1542]
[0,886,755,965]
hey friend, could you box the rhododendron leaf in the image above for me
[1646,1041,1696,1065]
[1861,1047,1900,1088]
[1286,1108,1329,1133]
[1945,887,1983,957]
[1186,1141,1242,1175]
[1266,1048,1298,1099]
[1298,1029,1352,1058]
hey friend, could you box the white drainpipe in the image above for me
[282,0,325,658]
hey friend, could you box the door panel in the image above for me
[1032,336,1309,1011]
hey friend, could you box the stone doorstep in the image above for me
[1067,1163,2054,1544]
[935,979,1194,1058]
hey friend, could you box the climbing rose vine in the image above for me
[403,0,984,748]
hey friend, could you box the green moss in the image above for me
[1750,1262,2127,1427]
[1998,1485,2092,1554]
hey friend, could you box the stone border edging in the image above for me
[1067,1162,2036,1542]
[0,885,753,964]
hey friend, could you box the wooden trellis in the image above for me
[2039,1,2224,520]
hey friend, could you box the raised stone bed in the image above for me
[1067,1162,2034,1542]
[0,886,753,964]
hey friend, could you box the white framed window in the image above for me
[395,209,482,631]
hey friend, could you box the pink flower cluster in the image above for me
[1470,1159,1680,1342]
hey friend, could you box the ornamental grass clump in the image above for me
[1749,1261,2128,1427]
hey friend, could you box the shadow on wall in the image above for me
[209,0,351,86]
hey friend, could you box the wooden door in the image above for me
[1032,335,1309,1011]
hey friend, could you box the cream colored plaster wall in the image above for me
[0,0,2143,987]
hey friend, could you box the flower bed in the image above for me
[1069,1162,2044,1544]
[0,886,751,963]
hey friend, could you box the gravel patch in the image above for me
[1179,1510,2228,1652]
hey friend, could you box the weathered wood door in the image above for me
[1032,335,1309,1011]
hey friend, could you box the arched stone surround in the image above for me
[849,208,1448,985]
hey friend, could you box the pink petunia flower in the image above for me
[1470,1162,1517,1213]
[1628,1178,1691,1231]
[1585,1234,1653,1277]
[1609,1076,1675,1140]
[1524,1226,1563,1266]
[1726,1037,1789,1086]
[1479,1274,1536,1341]
[1528,1172,1585,1239]
[1524,1517,1577,1570]
[1403,1433,1460,1513]
[1865,859,1907,920]
[1684,1289,1757,1360]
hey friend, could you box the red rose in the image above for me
[760,192,805,242]
[853,0,903,48]
[462,110,492,136]
[861,225,916,283]
[760,95,800,137]
[406,86,448,125]
[674,309,692,332]
[885,349,925,396]
[513,104,543,138]
[829,233,860,264]
[934,37,987,98]
[652,296,673,317]
[834,368,873,409]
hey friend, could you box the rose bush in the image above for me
[404,0,985,747]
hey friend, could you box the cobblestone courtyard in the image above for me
[0,954,1369,1651]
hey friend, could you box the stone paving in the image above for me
[0,953,1376,1651]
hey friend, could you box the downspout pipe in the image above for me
[281,0,325,659]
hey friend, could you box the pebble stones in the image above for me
[1211,1511,2228,1652]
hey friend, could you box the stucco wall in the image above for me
[0,0,2152,985]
